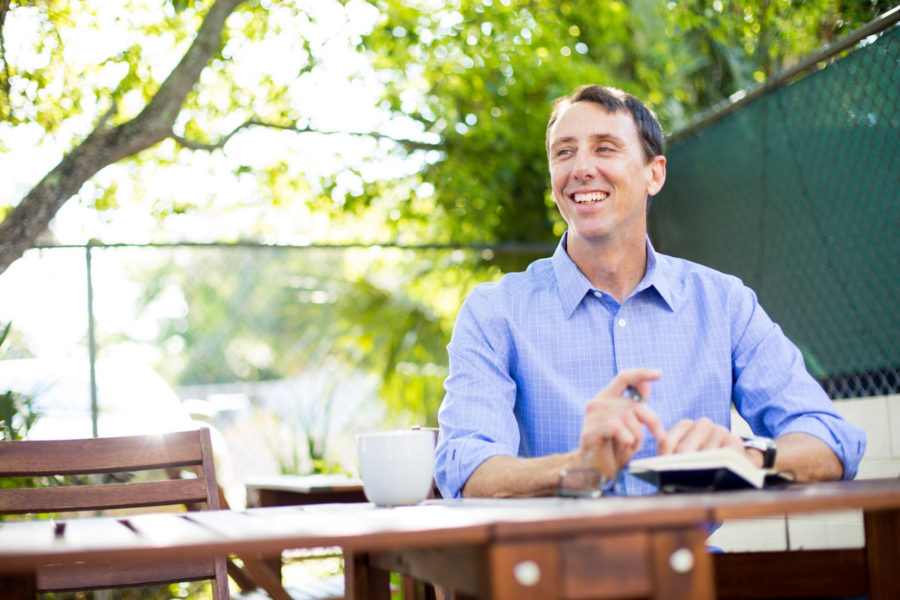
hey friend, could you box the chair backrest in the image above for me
[0,428,229,599]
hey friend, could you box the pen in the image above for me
[626,384,643,403]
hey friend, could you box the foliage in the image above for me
[0,322,38,441]
[352,0,893,247]
[0,322,40,499]
[128,244,497,424]
[0,389,36,442]
[2,1,891,425]
[665,0,898,109]
[3,1,888,257]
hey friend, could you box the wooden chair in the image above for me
[0,428,229,599]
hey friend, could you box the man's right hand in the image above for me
[575,368,665,480]
[462,368,665,498]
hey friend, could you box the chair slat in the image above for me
[0,478,210,514]
[0,429,229,600]
[0,430,204,476]
[38,556,220,591]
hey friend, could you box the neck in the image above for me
[566,233,648,304]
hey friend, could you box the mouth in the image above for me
[571,191,609,205]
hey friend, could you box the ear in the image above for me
[646,155,667,197]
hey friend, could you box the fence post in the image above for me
[85,242,99,438]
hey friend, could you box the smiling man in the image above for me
[434,84,866,499]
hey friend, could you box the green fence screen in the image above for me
[650,25,899,399]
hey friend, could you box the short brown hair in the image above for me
[546,84,664,162]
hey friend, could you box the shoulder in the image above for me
[461,257,557,319]
[656,252,750,301]
[466,256,555,301]
[654,253,768,340]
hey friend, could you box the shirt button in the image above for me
[592,291,602,298]
[617,318,627,327]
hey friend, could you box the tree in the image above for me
[350,0,893,249]
[2,0,891,425]
[2,1,889,275]
[1,0,245,273]
[0,0,435,275]
[129,243,489,424]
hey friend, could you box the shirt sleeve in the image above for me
[435,287,521,498]
[729,282,867,479]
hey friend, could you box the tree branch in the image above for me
[106,0,246,161]
[171,118,445,153]
[0,0,247,275]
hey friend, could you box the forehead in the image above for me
[548,101,641,146]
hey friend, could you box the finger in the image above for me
[579,425,635,480]
[672,417,718,453]
[721,432,746,453]
[633,403,665,441]
[620,408,646,450]
[600,368,663,399]
[605,420,644,474]
[700,426,739,451]
[584,395,660,445]
[658,418,694,455]
[582,416,638,449]
[693,425,743,454]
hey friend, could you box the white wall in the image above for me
[707,394,900,551]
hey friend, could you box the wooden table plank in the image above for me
[713,549,868,599]
[245,474,366,508]
[345,551,392,600]
[561,532,652,599]
[486,496,710,539]
[370,546,488,598]
[57,516,145,550]
[864,507,900,600]
[486,540,560,600]
[244,474,364,494]
[1,480,899,600]
[0,519,58,552]
[649,527,713,600]
[121,513,225,546]
[703,478,900,520]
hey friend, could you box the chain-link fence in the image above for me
[0,243,501,498]
[650,20,899,400]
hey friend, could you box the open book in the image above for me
[629,447,793,492]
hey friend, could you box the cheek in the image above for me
[550,166,567,196]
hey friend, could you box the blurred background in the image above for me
[1,1,897,508]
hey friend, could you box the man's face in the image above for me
[547,101,665,249]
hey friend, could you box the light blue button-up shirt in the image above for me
[435,234,866,498]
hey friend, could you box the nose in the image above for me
[571,150,594,180]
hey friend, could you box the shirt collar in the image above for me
[637,239,677,312]
[552,232,677,318]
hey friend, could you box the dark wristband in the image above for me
[743,436,777,470]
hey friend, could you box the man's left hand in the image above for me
[658,417,754,463]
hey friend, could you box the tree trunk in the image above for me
[0,0,246,275]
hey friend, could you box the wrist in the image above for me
[742,436,777,470]
[558,449,603,497]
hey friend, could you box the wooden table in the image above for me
[244,473,368,582]
[245,474,367,508]
[1,478,898,600]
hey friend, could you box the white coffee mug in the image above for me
[356,429,436,507]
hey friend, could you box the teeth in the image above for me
[573,192,609,204]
